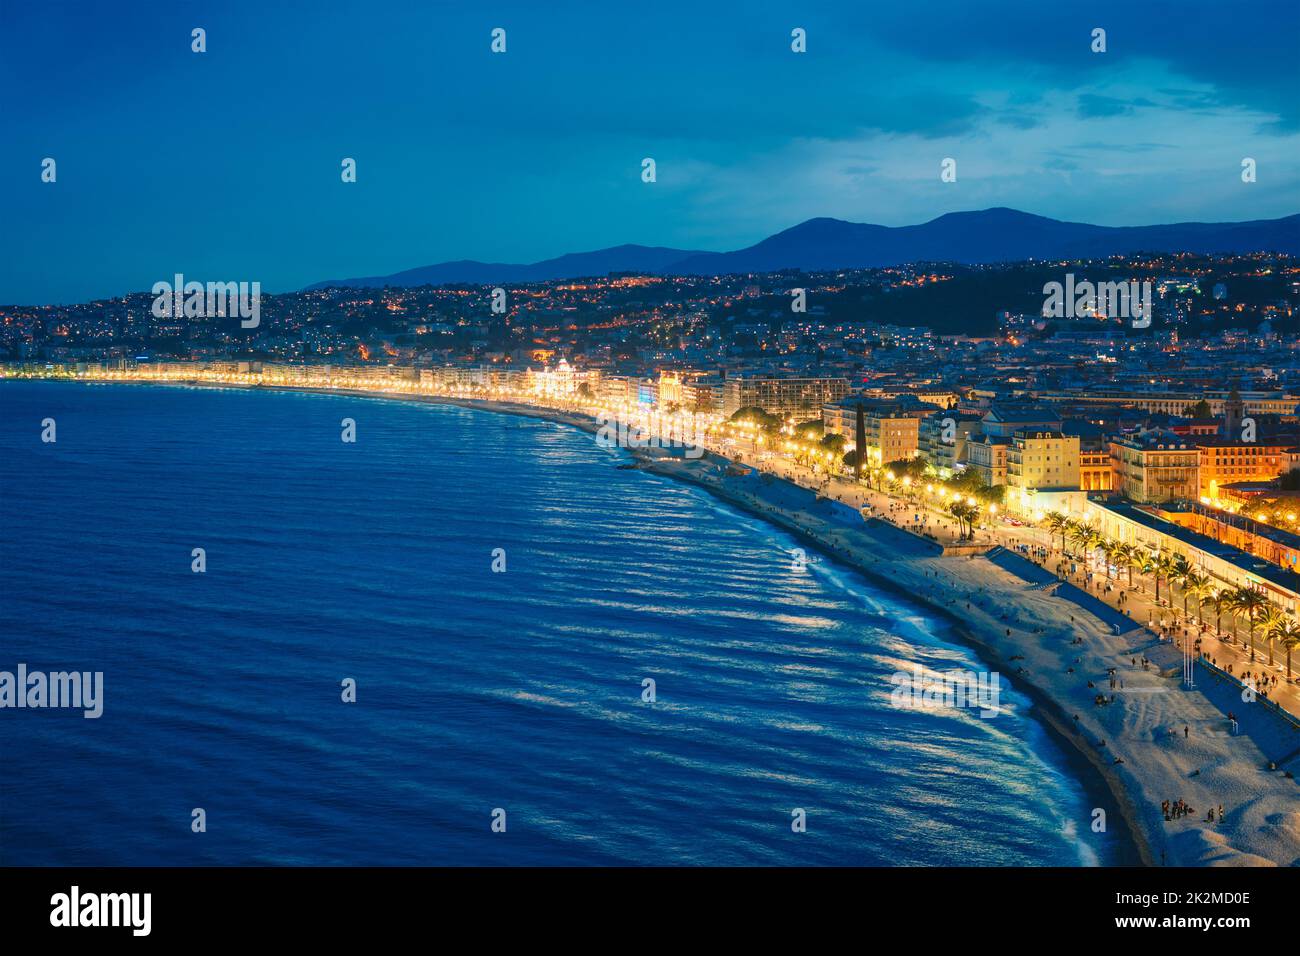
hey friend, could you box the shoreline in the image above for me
[16,378,1300,866]
[270,388,1161,863]
[628,446,1156,867]
[408,394,1293,865]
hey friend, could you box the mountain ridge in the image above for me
[306,208,1300,290]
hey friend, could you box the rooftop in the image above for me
[1097,499,1300,595]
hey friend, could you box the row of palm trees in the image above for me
[1043,512,1300,677]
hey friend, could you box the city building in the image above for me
[1007,430,1080,492]
[1110,431,1200,504]
[723,374,849,419]
[966,434,1010,488]
[919,412,982,477]
[822,397,934,465]
[1078,445,1115,492]
[1196,438,1299,501]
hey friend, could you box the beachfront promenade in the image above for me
[642,439,1300,865]
[16,366,1297,722]
[721,429,1300,725]
[14,367,1296,721]
[456,394,1300,862]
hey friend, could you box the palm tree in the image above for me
[1045,512,1066,548]
[1068,523,1102,573]
[1231,587,1269,662]
[1167,554,1193,614]
[1066,522,1085,554]
[949,500,979,539]
[1138,551,1158,600]
[1141,550,1174,604]
[1201,590,1228,636]
[1182,571,1212,624]
[1220,589,1243,643]
[1102,540,1127,582]
[1083,527,1106,569]
[1061,518,1083,556]
[1117,542,1140,587]
[1045,512,1069,552]
[1274,618,1300,679]
[1258,605,1289,668]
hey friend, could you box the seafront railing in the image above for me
[1196,655,1300,731]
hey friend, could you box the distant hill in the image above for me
[306,208,1300,289]
[307,244,710,289]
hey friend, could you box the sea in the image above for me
[0,381,1137,865]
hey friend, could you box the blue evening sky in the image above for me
[1,0,1298,303]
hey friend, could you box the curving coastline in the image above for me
[14,379,1300,866]
[422,394,1300,868]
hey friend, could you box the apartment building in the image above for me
[918,412,983,477]
[978,403,1064,438]
[1196,438,1299,499]
[965,434,1010,488]
[1110,430,1200,503]
[723,374,849,419]
[655,370,724,414]
[1035,388,1299,418]
[1007,430,1080,493]
[822,397,932,465]
[964,404,1064,488]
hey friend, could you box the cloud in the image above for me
[672,81,1300,244]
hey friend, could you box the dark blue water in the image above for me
[0,382,1134,865]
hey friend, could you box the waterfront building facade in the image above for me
[1110,431,1200,504]
[1007,430,1080,493]
[723,375,849,419]
[966,434,1010,488]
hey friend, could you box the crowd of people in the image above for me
[1162,798,1225,824]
